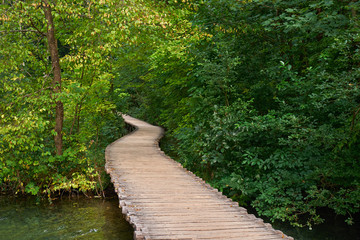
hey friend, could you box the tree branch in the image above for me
[0,29,39,33]
[350,104,360,131]
[29,17,47,37]
[6,87,53,107]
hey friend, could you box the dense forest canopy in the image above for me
[1,0,359,228]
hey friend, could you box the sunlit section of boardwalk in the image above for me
[105,115,293,240]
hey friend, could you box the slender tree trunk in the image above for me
[43,0,64,156]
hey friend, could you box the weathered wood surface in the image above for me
[105,115,293,240]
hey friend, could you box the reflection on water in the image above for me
[2,195,359,240]
[272,214,360,240]
[0,196,133,240]
[245,206,360,240]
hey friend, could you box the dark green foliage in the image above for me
[131,0,360,227]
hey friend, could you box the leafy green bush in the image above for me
[134,0,360,227]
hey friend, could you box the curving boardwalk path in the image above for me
[105,115,293,240]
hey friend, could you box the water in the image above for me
[2,196,357,240]
[246,206,360,240]
[0,196,133,240]
[242,204,360,240]
[272,215,360,240]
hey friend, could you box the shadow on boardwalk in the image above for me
[105,115,293,240]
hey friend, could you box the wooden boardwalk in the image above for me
[105,115,293,240]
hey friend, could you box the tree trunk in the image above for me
[43,0,64,156]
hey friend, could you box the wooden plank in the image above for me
[105,115,293,240]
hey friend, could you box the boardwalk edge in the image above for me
[105,115,294,240]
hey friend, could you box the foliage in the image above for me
[129,0,360,227]
[0,0,133,196]
[1,0,359,229]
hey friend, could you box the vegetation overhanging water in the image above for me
[0,196,133,240]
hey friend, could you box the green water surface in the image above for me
[0,196,133,240]
[1,195,359,240]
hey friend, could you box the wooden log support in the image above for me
[105,115,293,240]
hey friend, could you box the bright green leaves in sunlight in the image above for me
[0,0,152,196]
[0,0,200,197]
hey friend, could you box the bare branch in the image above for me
[350,104,360,131]
[29,17,47,37]
[6,87,53,107]
[0,29,39,33]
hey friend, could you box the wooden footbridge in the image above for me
[105,115,293,240]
